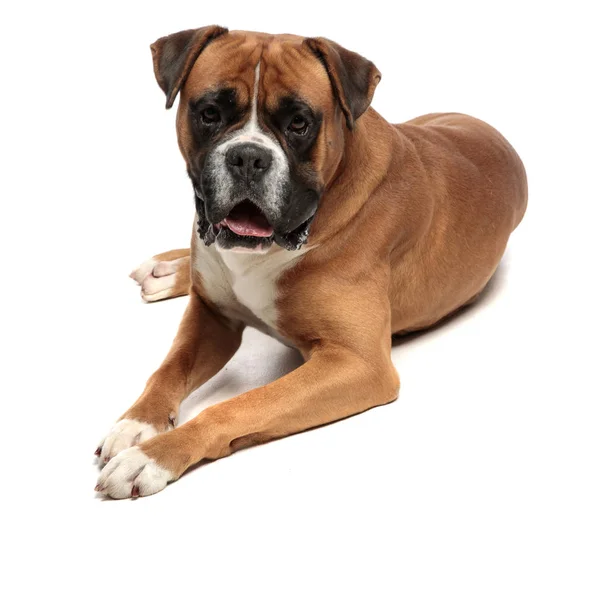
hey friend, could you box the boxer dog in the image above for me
[95,26,527,498]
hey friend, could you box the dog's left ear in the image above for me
[151,25,228,109]
[304,37,381,129]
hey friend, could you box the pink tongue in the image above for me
[224,216,274,238]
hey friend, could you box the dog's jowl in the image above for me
[96,27,527,499]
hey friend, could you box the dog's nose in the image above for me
[226,143,273,181]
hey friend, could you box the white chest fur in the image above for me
[193,240,308,339]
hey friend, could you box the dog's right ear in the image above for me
[150,26,228,109]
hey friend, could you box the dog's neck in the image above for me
[309,108,397,246]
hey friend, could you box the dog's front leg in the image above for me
[96,291,242,466]
[96,343,399,498]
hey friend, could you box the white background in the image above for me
[1,1,598,598]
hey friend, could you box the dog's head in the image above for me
[151,27,380,252]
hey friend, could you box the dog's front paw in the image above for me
[130,257,183,302]
[95,418,161,464]
[95,447,173,499]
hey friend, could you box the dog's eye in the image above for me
[200,106,221,125]
[288,115,309,135]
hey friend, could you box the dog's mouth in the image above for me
[211,200,275,253]
[218,200,274,239]
[194,189,315,252]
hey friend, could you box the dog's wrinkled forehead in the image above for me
[179,32,333,120]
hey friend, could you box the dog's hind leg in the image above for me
[130,248,191,302]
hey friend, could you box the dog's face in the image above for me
[151,28,381,252]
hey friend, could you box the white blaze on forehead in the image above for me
[248,61,261,130]
[218,61,283,153]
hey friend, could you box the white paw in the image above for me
[96,419,159,464]
[129,257,158,284]
[130,258,182,302]
[95,447,173,499]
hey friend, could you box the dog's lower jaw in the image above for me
[273,215,314,251]
[194,187,315,251]
[195,192,217,247]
